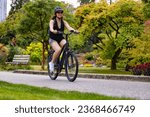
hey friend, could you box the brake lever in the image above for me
[70,30,74,33]
[74,31,80,34]
[70,30,80,34]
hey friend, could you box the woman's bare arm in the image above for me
[64,20,75,31]
[49,20,57,34]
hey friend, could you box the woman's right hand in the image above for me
[53,30,57,34]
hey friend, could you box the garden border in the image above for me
[13,70,150,82]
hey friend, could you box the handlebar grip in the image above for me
[70,30,80,34]
[74,31,80,34]
[70,30,75,33]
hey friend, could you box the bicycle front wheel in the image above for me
[48,63,59,80]
[65,53,78,82]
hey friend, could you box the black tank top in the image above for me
[49,18,65,42]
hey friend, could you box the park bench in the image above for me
[6,55,30,65]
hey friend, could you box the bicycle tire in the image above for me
[65,52,78,82]
[47,50,59,80]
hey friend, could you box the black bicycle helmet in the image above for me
[54,6,63,14]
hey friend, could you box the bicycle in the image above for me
[47,30,79,82]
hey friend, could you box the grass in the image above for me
[0,64,31,71]
[0,64,132,75]
[30,65,132,75]
[0,81,133,100]
[79,67,132,75]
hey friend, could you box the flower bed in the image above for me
[132,62,150,76]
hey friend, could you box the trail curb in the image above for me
[13,70,150,82]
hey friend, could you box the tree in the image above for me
[75,0,144,69]
[17,0,55,69]
[142,0,150,3]
[0,16,16,46]
[142,0,150,19]
[1,0,29,45]
[17,0,75,69]
[0,43,9,64]
[77,0,96,5]
[9,0,30,15]
[0,14,20,62]
[78,0,112,5]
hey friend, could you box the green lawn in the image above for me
[1,64,132,75]
[0,81,133,100]
[31,65,132,75]
[79,67,131,75]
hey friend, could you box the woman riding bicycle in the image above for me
[49,6,78,72]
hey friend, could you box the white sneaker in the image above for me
[49,62,54,72]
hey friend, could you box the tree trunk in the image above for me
[111,58,117,70]
[111,48,122,70]
[41,42,45,70]
[45,40,49,52]
[110,0,112,4]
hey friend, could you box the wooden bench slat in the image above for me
[6,54,30,65]
[12,62,28,65]
[14,55,30,57]
[14,55,30,58]
[13,60,29,62]
[13,58,30,60]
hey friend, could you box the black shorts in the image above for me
[49,38,63,45]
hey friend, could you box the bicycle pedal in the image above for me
[50,71,54,75]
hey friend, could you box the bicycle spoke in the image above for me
[65,53,78,82]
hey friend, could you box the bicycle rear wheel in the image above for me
[47,50,59,80]
[65,53,78,82]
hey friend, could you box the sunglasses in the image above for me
[57,12,63,14]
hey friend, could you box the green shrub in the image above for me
[85,53,94,61]
[0,44,9,64]
[6,45,24,62]
[24,42,42,64]
[0,64,32,71]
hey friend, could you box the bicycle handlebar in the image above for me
[57,30,80,35]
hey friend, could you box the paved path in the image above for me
[0,71,150,99]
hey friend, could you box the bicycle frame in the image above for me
[55,33,71,73]
[48,30,79,81]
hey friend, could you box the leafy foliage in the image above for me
[143,1,150,19]
[6,45,25,62]
[0,44,9,64]
[23,42,43,64]
[0,18,16,46]
[75,0,144,69]
[78,0,96,5]
[142,0,150,3]
[16,0,76,69]
[9,0,30,15]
